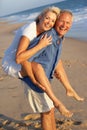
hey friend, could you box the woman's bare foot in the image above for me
[54,102,73,117]
[66,88,84,101]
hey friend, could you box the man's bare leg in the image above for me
[51,108,57,130]
[41,108,56,130]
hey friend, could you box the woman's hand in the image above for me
[38,33,52,48]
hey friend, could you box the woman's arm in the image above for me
[16,34,52,64]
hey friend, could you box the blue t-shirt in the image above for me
[21,28,63,93]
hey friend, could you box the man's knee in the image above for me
[41,108,54,117]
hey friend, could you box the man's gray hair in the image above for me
[58,10,73,21]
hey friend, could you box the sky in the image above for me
[0,0,64,17]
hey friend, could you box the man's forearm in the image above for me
[54,60,71,89]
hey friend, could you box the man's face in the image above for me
[55,13,73,37]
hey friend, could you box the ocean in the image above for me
[1,0,87,41]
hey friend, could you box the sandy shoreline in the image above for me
[0,21,87,130]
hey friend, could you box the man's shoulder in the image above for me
[48,28,56,33]
[35,28,56,40]
[45,28,56,37]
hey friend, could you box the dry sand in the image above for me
[0,21,87,130]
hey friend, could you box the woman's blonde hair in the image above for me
[35,6,61,23]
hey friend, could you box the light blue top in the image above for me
[21,28,63,93]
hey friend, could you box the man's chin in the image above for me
[59,31,66,36]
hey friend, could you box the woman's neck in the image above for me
[36,23,43,36]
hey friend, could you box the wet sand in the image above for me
[0,21,87,130]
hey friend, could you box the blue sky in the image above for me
[0,0,64,17]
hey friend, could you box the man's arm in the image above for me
[54,59,71,88]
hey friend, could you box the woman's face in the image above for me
[39,11,57,32]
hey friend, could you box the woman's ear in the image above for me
[38,15,42,20]
[38,14,43,23]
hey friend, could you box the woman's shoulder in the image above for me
[22,21,37,41]
[24,21,36,30]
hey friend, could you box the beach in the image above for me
[0,21,87,130]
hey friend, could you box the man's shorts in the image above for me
[22,80,54,113]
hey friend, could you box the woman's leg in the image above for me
[20,61,45,90]
[54,60,84,101]
[20,61,73,117]
[31,62,73,117]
